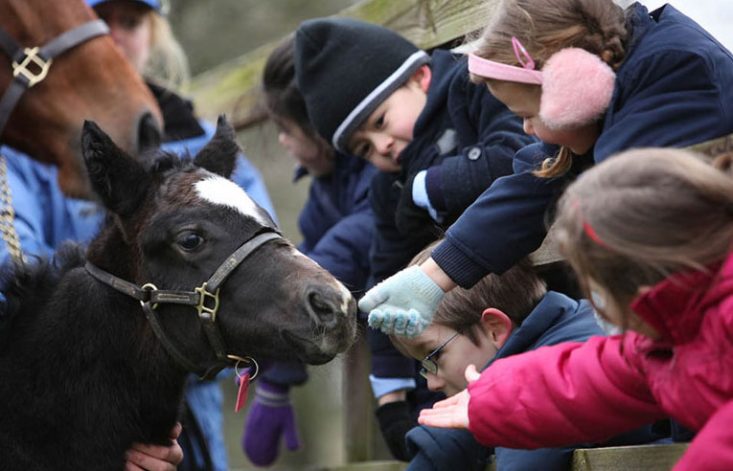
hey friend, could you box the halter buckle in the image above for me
[12,47,52,87]
[195,282,220,321]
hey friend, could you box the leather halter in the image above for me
[0,19,110,137]
[85,230,282,379]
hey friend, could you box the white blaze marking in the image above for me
[195,176,268,225]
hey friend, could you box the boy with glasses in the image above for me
[391,242,664,470]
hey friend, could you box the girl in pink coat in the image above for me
[419,148,733,470]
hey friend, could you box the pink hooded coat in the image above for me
[467,253,733,470]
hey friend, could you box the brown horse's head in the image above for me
[82,117,357,371]
[0,0,162,198]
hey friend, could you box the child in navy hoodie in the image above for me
[294,18,534,459]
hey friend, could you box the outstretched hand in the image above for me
[360,265,445,337]
[125,423,183,471]
[418,365,480,429]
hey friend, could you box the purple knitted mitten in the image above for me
[242,380,301,467]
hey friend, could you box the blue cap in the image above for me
[86,0,166,14]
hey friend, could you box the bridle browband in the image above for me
[85,230,282,379]
[0,18,110,138]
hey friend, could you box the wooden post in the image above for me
[342,328,379,462]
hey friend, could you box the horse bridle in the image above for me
[0,19,110,138]
[85,230,283,380]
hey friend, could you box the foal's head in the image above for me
[82,117,356,370]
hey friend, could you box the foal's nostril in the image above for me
[137,112,162,152]
[306,290,339,326]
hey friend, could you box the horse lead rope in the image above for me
[0,155,23,264]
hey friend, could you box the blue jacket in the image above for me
[405,292,603,471]
[261,152,377,387]
[432,3,733,288]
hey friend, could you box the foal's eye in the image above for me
[176,231,204,252]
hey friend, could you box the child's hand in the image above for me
[125,423,183,471]
[417,365,480,429]
[360,266,445,337]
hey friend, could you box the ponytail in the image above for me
[534,146,574,178]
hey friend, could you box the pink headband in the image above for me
[467,37,543,85]
[469,36,616,130]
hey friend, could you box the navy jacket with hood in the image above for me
[431,3,733,288]
[405,292,635,471]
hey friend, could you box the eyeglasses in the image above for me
[419,332,459,379]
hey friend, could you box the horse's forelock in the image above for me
[144,151,185,176]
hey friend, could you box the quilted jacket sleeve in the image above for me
[467,335,666,448]
[672,400,733,470]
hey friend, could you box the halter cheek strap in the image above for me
[0,20,110,138]
[85,230,282,380]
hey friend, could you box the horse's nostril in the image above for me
[307,291,338,325]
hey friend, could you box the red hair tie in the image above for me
[582,221,609,248]
[572,199,609,248]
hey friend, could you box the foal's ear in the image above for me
[82,120,151,217]
[193,115,239,178]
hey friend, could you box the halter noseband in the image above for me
[0,19,110,138]
[85,230,282,379]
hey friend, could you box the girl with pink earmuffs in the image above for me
[360,0,733,339]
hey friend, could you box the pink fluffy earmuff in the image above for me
[539,47,616,130]
[467,37,617,130]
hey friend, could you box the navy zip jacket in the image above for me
[405,293,615,471]
[262,152,377,386]
[432,3,733,288]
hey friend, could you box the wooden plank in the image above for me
[321,461,407,471]
[572,444,689,471]
[187,0,500,129]
[342,333,379,462]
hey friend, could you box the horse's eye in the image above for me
[176,231,204,252]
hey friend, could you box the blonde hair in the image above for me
[144,12,190,90]
[474,0,628,178]
[555,148,733,324]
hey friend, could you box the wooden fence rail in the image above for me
[187,0,500,130]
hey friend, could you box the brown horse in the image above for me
[0,0,162,197]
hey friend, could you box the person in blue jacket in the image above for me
[359,0,733,339]
[239,36,377,467]
[392,242,666,471]
[293,18,535,458]
[0,1,277,470]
